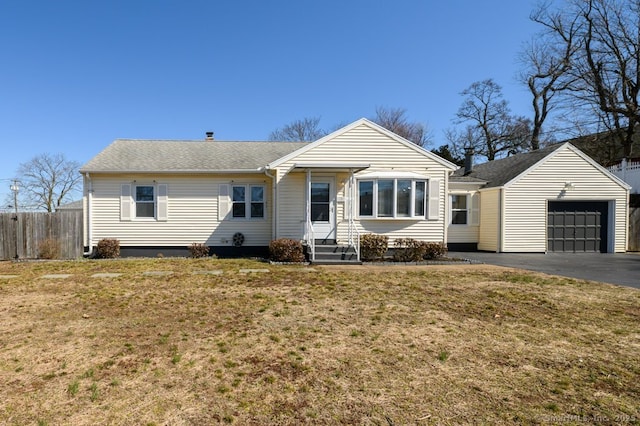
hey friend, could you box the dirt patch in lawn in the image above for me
[0,258,638,425]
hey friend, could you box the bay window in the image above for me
[358,179,427,218]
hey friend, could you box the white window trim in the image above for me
[357,178,428,219]
[122,183,168,222]
[230,184,266,220]
[449,192,478,226]
[134,184,156,220]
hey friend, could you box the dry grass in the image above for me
[0,258,638,425]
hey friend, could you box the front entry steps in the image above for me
[311,242,361,265]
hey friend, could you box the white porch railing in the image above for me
[608,158,640,172]
[608,158,640,193]
[347,171,361,262]
[306,216,315,262]
[347,217,360,262]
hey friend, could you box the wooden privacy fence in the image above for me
[630,207,640,252]
[0,211,83,260]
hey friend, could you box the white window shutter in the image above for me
[428,179,440,220]
[157,184,168,221]
[470,192,480,226]
[218,184,230,220]
[120,184,132,221]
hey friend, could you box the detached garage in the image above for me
[450,143,630,253]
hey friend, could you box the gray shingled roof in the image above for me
[80,140,309,173]
[56,200,83,210]
[451,143,563,188]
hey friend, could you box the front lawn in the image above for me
[0,259,638,425]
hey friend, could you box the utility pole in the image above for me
[10,180,19,259]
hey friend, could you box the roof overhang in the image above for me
[356,170,429,179]
[80,169,265,175]
[287,163,371,174]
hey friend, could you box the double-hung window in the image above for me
[232,185,265,219]
[451,194,468,225]
[121,183,167,222]
[358,179,427,218]
[135,185,155,218]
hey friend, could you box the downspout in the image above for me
[498,187,505,253]
[83,173,95,257]
[264,168,277,240]
[444,171,450,246]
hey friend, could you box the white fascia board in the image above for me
[266,119,370,169]
[356,170,429,179]
[267,118,459,171]
[293,162,371,170]
[503,143,631,191]
[81,169,265,174]
[502,145,563,190]
[564,143,632,190]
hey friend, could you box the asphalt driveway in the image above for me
[449,251,640,289]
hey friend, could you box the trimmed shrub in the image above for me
[188,243,210,258]
[38,238,61,260]
[423,241,448,260]
[393,238,428,262]
[393,239,448,262]
[360,233,388,261]
[269,238,305,262]
[96,238,120,259]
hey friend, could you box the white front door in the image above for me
[310,178,336,242]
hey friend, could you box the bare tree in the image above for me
[269,117,326,141]
[518,9,581,150]
[16,153,81,212]
[371,106,432,147]
[531,0,640,158]
[449,79,531,161]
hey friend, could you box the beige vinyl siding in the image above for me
[478,189,500,252]
[279,123,442,171]
[90,174,273,247]
[275,171,305,240]
[502,147,627,252]
[447,185,481,244]
[275,123,453,244]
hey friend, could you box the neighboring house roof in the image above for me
[563,126,640,166]
[268,118,460,171]
[451,142,630,190]
[56,200,83,211]
[80,140,308,173]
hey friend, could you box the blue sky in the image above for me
[0,0,542,204]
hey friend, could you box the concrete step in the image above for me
[311,259,363,265]
[311,244,360,264]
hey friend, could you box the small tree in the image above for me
[15,153,81,212]
[371,106,432,147]
[269,117,326,141]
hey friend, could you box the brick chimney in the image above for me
[205,131,214,141]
